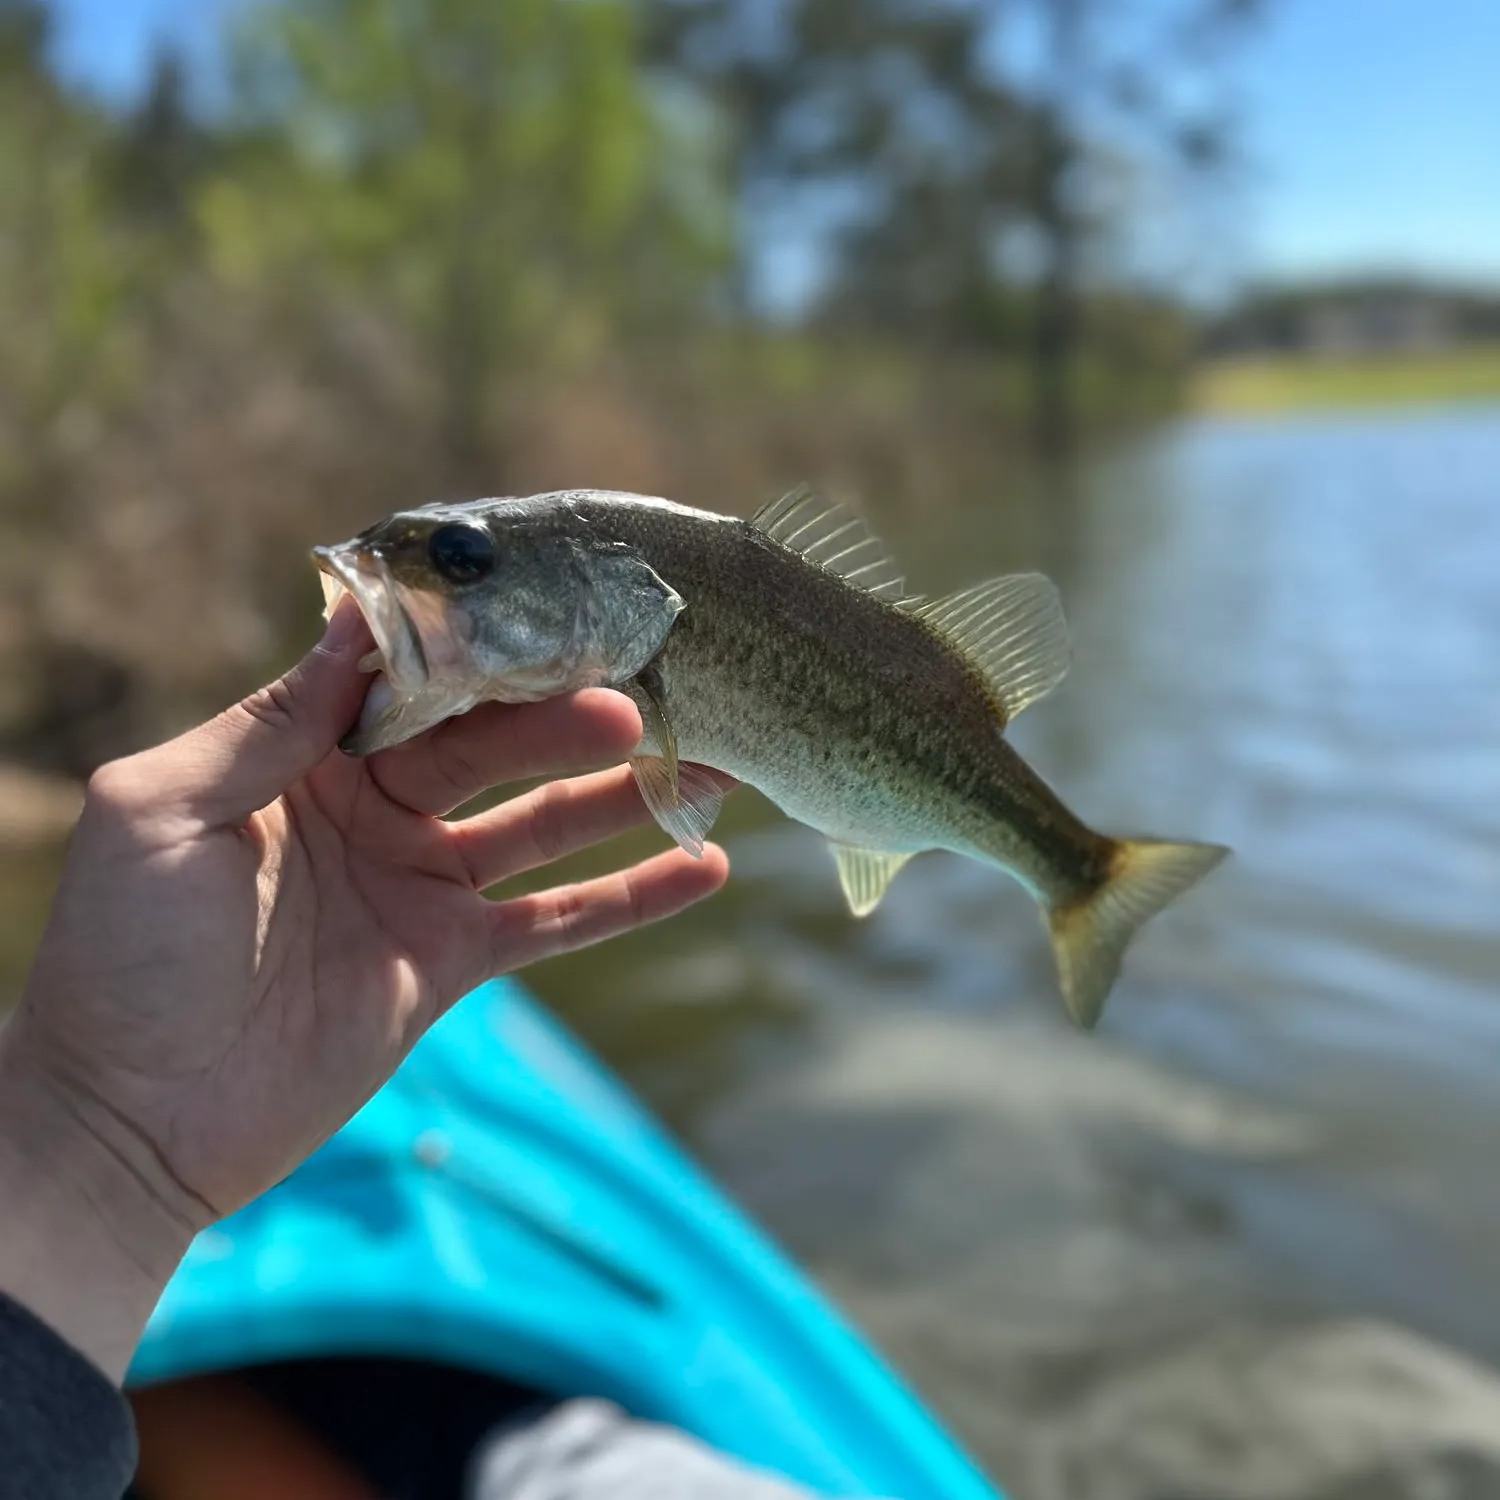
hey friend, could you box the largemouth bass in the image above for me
[312,487,1228,1027]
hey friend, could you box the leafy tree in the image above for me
[1019,0,1262,457]
[0,1,137,483]
[644,0,1027,336]
[645,0,1261,455]
[208,0,732,483]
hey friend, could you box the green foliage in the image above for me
[203,0,733,472]
[0,5,140,486]
[0,0,1239,781]
[644,0,1028,331]
[643,0,1259,459]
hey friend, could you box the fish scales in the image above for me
[574,495,1111,903]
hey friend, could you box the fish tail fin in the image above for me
[1047,837,1229,1029]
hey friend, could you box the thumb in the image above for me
[164,599,374,825]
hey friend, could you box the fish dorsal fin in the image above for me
[750,484,905,603]
[831,843,913,917]
[909,573,1070,721]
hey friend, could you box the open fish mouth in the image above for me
[311,542,429,692]
[311,539,491,755]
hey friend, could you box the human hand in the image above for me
[0,601,729,1379]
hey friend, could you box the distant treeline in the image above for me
[0,0,1260,779]
[1204,277,1500,358]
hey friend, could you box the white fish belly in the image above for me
[668,717,961,857]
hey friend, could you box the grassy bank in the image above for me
[1192,345,1500,414]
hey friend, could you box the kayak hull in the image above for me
[129,978,1001,1500]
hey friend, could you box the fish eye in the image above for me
[428,523,496,585]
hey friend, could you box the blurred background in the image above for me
[2,0,1498,1495]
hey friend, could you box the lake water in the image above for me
[525,403,1500,1495]
[4,404,1499,1497]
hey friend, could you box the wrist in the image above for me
[0,1023,195,1383]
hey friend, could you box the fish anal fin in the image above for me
[911,573,1070,721]
[1049,837,1230,1028]
[831,843,913,917]
[750,484,905,603]
[631,757,725,859]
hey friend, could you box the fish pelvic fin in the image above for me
[831,843,913,917]
[907,574,1070,722]
[632,756,725,858]
[627,666,726,858]
[1048,837,1230,1029]
[632,666,680,795]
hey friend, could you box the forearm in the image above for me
[0,1024,192,1384]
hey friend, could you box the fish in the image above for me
[311,486,1229,1028]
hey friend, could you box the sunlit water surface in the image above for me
[530,404,1500,1494]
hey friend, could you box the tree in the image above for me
[644,0,1028,337]
[1020,0,1263,458]
[211,0,732,485]
[0,1,137,500]
[645,0,1263,455]
[106,47,212,236]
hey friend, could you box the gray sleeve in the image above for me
[466,1397,832,1500]
[0,1291,137,1500]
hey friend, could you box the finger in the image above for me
[447,765,656,890]
[136,600,373,824]
[486,844,730,973]
[450,761,738,890]
[368,689,643,817]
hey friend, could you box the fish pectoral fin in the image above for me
[831,844,913,917]
[627,666,727,856]
[908,573,1070,722]
[631,666,679,793]
[631,756,726,859]
[750,484,905,603]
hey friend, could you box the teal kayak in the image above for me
[127,978,1002,1499]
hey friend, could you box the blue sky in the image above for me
[1234,0,1500,287]
[40,0,1500,293]
[44,0,236,105]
